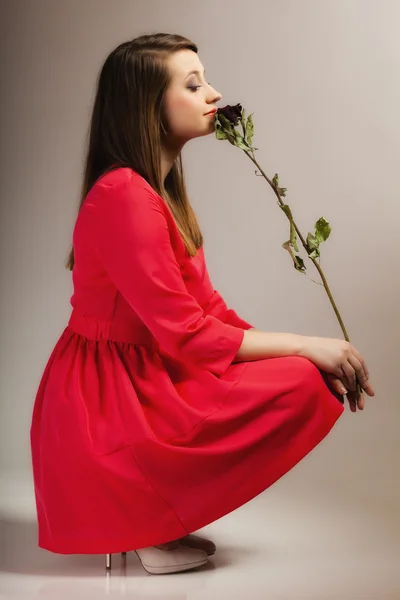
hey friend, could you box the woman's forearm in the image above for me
[234,329,305,362]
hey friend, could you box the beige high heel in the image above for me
[105,541,208,574]
[134,544,208,574]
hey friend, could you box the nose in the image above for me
[207,84,222,106]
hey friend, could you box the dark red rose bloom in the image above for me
[217,104,243,125]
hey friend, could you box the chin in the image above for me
[200,119,217,137]
[182,121,216,143]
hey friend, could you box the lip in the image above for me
[205,109,217,115]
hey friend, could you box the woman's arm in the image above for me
[207,288,255,330]
[234,329,304,362]
[86,173,245,375]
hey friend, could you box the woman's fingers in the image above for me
[357,392,365,410]
[347,352,369,388]
[341,362,357,391]
[342,352,375,396]
[323,373,348,402]
[350,346,370,381]
[327,374,347,396]
[360,381,375,397]
[323,372,371,413]
[347,389,364,411]
[348,394,358,412]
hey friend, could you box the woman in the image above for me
[30,33,374,575]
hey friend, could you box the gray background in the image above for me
[0,0,398,569]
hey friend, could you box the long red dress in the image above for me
[30,167,344,554]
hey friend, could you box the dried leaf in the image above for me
[315,217,331,242]
[282,241,306,272]
[246,113,254,147]
[281,204,298,252]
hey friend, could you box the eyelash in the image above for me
[188,83,212,92]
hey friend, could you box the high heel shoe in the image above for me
[134,542,208,574]
[177,533,216,556]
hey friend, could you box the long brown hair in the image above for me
[65,33,204,271]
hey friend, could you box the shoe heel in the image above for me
[105,552,126,571]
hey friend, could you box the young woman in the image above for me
[30,33,374,575]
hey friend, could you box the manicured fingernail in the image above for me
[340,386,347,394]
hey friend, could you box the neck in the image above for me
[161,139,184,185]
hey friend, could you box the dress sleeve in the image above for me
[87,175,245,375]
[206,289,255,330]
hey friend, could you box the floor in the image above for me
[1,472,399,600]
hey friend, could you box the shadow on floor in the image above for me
[0,515,259,578]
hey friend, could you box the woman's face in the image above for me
[162,49,222,144]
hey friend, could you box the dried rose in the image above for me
[216,103,243,125]
[215,104,255,152]
[214,101,363,405]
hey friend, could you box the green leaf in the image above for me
[290,226,299,252]
[216,114,251,150]
[233,129,252,151]
[240,108,247,134]
[306,217,331,259]
[227,133,238,146]
[282,241,306,273]
[308,249,320,260]
[280,204,298,252]
[281,204,292,218]
[314,217,331,242]
[273,173,279,187]
[306,232,320,257]
[246,113,254,146]
[236,138,252,151]
[215,127,228,140]
[294,255,306,272]
[282,240,294,261]
[218,113,235,134]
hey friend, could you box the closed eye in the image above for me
[188,82,212,92]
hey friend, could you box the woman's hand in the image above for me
[300,336,375,398]
[321,372,373,413]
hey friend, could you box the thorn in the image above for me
[307,276,323,286]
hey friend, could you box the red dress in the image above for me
[30,167,344,554]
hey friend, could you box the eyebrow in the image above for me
[185,69,206,80]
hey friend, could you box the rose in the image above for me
[217,103,243,126]
[214,103,365,409]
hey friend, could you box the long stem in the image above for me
[244,149,350,342]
